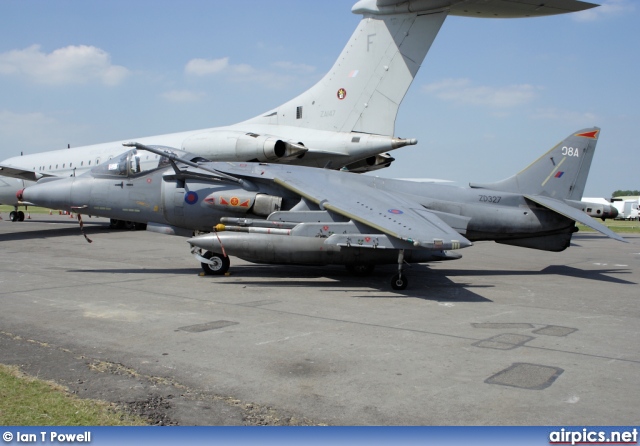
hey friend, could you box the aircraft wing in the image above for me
[525,194,627,243]
[0,164,56,181]
[355,0,599,18]
[271,169,471,251]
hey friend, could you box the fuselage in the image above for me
[1,124,410,209]
[22,158,576,244]
[1,125,407,177]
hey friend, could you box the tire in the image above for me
[201,251,230,275]
[110,219,125,229]
[10,211,18,222]
[18,211,25,221]
[391,273,408,290]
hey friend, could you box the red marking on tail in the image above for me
[576,130,599,139]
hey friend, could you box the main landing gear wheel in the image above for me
[200,251,230,276]
[109,219,125,229]
[9,211,25,222]
[391,273,408,290]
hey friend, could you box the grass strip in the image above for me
[0,364,146,426]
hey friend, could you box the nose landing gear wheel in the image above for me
[200,251,230,276]
[391,273,408,290]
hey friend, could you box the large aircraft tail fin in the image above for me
[470,128,600,201]
[242,10,447,136]
[239,0,598,137]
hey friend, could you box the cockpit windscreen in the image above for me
[90,146,183,177]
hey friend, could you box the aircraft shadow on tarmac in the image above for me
[0,227,79,241]
[429,264,636,285]
[208,261,636,300]
[220,263,495,302]
[572,233,639,240]
[65,260,636,302]
[67,267,200,276]
[63,262,492,303]
[571,233,640,247]
[0,221,123,241]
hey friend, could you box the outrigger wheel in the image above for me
[391,273,408,290]
[390,249,408,290]
[200,251,230,275]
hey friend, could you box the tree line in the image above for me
[612,190,640,197]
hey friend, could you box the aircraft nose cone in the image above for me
[22,178,73,210]
[609,206,618,219]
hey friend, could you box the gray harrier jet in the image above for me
[21,127,624,289]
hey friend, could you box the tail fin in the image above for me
[242,10,447,136]
[470,128,600,200]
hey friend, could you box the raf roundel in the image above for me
[185,191,199,205]
[388,209,403,215]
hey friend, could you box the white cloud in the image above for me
[271,61,316,74]
[230,63,255,76]
[531,107,598,125]
[0,110,55,134]
[184,56,317,89]
[422,78,539,108]
[161,89,206,103]
[184,57,229,75]
[0,110,86,157]
[0,45,129,86]
[572,0,634,22]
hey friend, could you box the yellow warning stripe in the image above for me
[273,177,320,205]
[541,156,567,188]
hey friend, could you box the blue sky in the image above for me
[0,0,637,197]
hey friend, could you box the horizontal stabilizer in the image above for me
[525,194,627,243]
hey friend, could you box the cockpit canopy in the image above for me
[90,146,201,178]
